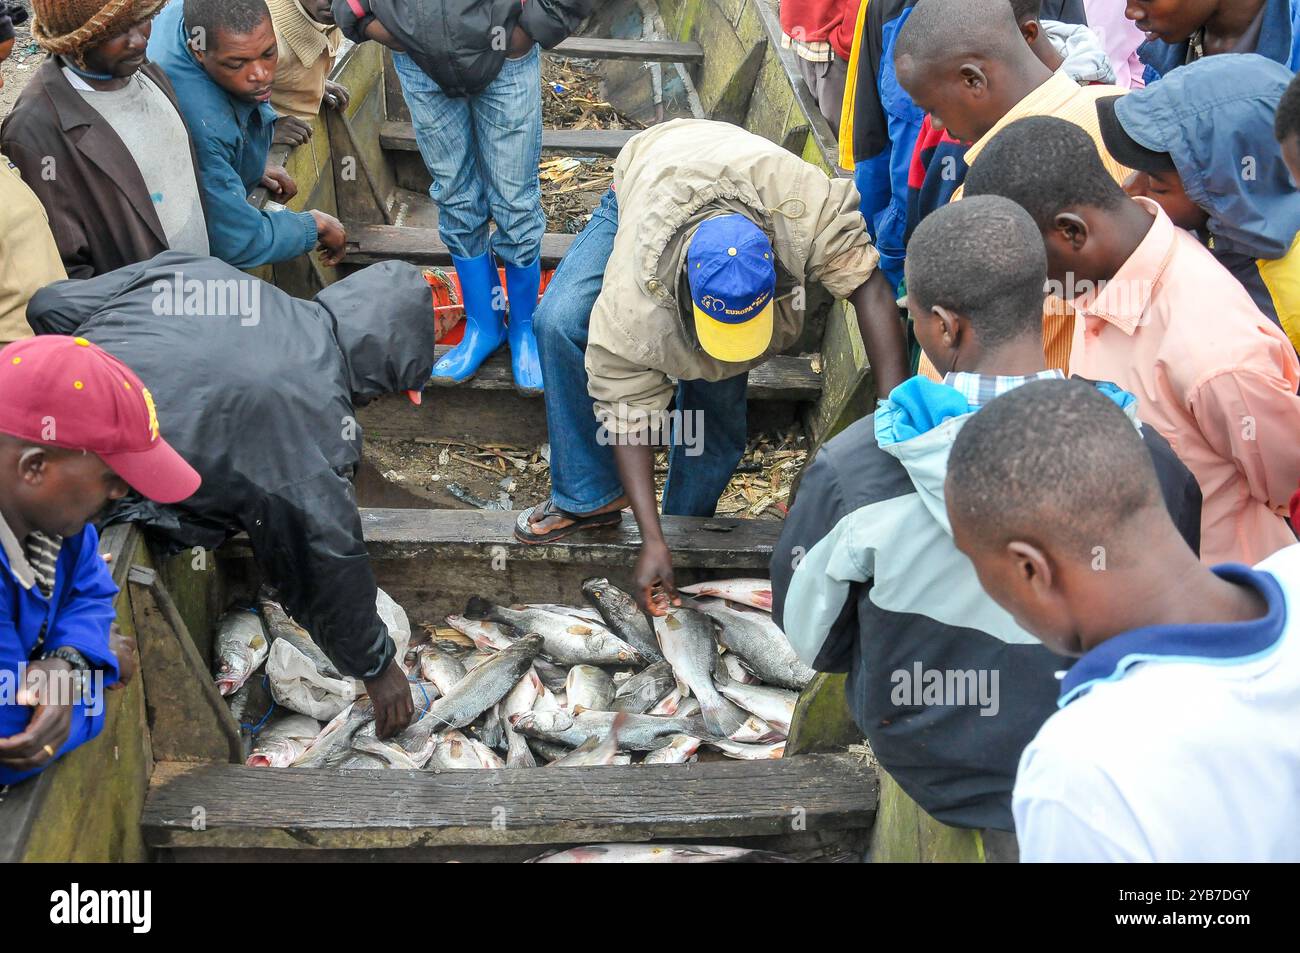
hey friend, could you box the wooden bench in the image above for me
[381,122,637,157]
[552,36,706,64]
[141,755,877,856]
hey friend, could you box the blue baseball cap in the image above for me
[687,214,777,363]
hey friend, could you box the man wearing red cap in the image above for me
[0,335,200,785]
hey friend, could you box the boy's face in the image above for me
[906,291,959,375]
[899,61,1000,145]
[191,17,279,104]
[1125,169,1208,232]
[12,448,130,538]
[1124,0,1220,44]
[306,1,336,24]
[948,500,1084,656]
[83,20,153,79]
[1281,133,1300,188]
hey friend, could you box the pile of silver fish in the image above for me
[227,576,812,771]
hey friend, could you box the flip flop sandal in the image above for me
[514,499,623,544]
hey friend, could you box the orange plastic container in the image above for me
[426,267,556,346]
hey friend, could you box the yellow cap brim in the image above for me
[694,300,774,363]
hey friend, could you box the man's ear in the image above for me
[18,447,47,487]
[958,63,987,95]
[1053,211,1090,252]
[1019,21,1040,46]
[1007,539,1052,592]
[931,304,963,351]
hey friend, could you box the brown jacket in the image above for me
[0,57,204,279]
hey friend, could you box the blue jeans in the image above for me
[535,189,750,517]
[392,46,545,266]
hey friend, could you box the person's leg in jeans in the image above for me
[661,372,750,516]
[393,52,505,384]
[392,52,490,258]
[472,44,548,392]
[525,189,625,528]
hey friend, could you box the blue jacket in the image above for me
[147,2,317,269]
[1118,54,1300,353]
[771,375,1201,830]
[1138,0,1300,81]
[0,524,120,786]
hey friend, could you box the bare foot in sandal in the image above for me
[515,495,630,543]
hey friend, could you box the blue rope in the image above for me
[240,676,276,735]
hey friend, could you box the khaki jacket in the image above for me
[0,156,66,344]
[586,119,879,434]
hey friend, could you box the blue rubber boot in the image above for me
[430,252,507,385]
[504,259,544,396]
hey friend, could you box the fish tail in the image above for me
[701,694,748,739]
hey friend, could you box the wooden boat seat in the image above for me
[381,122,637,157]
[141,755,877,852]
[553,36,706,64]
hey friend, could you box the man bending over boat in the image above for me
[0,337,199,785]
[770,197,1201,832]
[515,119,909,616]
[26,252,452,738]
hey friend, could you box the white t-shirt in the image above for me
[1013,544,1300,862]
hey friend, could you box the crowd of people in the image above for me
[0,0,1297,863]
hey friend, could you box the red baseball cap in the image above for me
[0,337,201,504]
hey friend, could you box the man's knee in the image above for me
[534,291,590,353]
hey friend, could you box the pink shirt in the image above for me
[1070,200,1300,566]
[1083,0,1146,89]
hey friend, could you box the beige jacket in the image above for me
[268,0,343,122]
[0,156,66,344]
[587,119,879,434]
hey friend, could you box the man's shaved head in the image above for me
[895,0,1031,78]
[946,379,1162,563]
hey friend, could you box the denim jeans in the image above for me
[392,46,545,266]
[534,189,750,517]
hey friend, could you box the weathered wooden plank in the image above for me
[142,754,877,849]
[345,224,575,267]
[129,566,242,764]
[552,36,705,64]
[786,673,864,757]
[380,122,637,157]
[221,507,780,567]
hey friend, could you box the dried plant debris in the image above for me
[365,430,808,521]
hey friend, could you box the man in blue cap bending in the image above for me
[516,118,907,615]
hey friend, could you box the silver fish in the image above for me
[547,713,629,767]
[564,664,615,712]
[527,737,571,764]
[415,643,467,695]
[648,686,685,716]
[444,614,518,652]
[696,601,814,691]
[719,652,761,685]
[529,603,604,623]
[705,738,786,760]
[533,657,570,694]
[346,733,426,769]
[477,704,506,750]
[612,660,677,714]
[246,712,321,767]
[501,670,541,768]
[581,577,663,662]
[642,734,701,765]
[679,578,774,611]
[528,844,795,863]
[421,634,542,731]
[511,709,709,752]
[652,607,748,738]
[428,730,505,769]
[467,597,644,667]
[259,592,343,680]
[715,668,798,735]
[292,699,376,768]
[214,608,269,696]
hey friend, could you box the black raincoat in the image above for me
[27,251,436,680]
[333,0,594,97]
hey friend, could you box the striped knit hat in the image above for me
[32,0,168,56]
